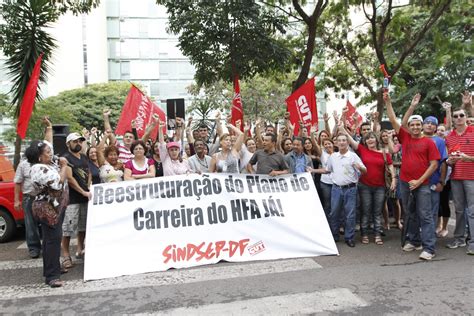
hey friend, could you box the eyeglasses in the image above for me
[453,114,465,119]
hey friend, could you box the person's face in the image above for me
[123,133,134,146]
[337,136,349,150]
[423,122,437,135]
[68,139,83,153]
[265,126,275,134]
[221,136,231,150]
[365,135,377,148]
[88,148,97,161]
[263,136,274,151]
[393,136,400,145]
[436,126,446,137]
[230,135,237,146]
[246,139,256,153]
[39,146,53,164]
[360,125,371,137]
[195,141,205,155]
[467,117,474,126]
[168,147,180,160]
[153,143,160,155]
[192,130,199,139]
[304,139,312,151]
[283,140,292,153]
[320,132,329,142]
[107,151,118,165]
[198,127,208,139]
[381,132,389,144]
[133,144,145,157]
[323,140,333,153]
[452,110,467,127]
[292,140,304,154]
[185,144,191,156]
[408,120,422,136]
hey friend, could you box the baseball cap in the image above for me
[407,115,423,124]
[423,116,438,126]
[166,141,181,149]
[66,132,86,143]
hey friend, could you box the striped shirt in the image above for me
[445,125,474,180]
[117,143,134,164]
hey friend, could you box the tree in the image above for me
[321,0,453,117]
[157,0,291,86]
[0,0,99,168]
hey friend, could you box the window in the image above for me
[108,61,120,80]
[107,19,120,38]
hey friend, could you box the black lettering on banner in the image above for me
[290,174,302,191]
[133,208,144,230]
[116,187,125,203]
[93,186,103,205]
[104,188,114,204]
[263,196,284,217]
[230,199,262,222]
[126,185,135,202]
[207,202,228,224]
[299,176,309,190]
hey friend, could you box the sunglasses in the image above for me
[453,114,465,119]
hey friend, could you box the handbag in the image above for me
[32,185,69,226]
[382,150,396,199]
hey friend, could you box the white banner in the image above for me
[84,173,338,281]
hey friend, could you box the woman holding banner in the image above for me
[124,140,156,180]
[97,130,124,183]
[158,118,193,176]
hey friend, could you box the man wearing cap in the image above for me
[385,92,440,260]
[61,132,92,268]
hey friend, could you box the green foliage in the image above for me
[158,0,291,86]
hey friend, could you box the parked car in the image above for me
[0,180,24,243]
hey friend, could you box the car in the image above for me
[0,145,25,243]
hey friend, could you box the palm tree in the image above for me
[0,0,99,168]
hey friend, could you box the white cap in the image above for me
[407,115,423,124]
[66,132,86,143]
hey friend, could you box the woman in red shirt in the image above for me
[340,127,396,245]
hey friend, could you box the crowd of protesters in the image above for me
[13,90,474,287]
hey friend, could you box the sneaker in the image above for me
[466,248,474,256]
[402,243,422,252]
[419,251,435,260]
[446,239,467,249]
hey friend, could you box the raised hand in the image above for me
[103,108,111,117]
[442,102,452,110]
[410,93,421,107]
[371,112,379,121]
[82,128,90,138]
[131,119,137,129]
[90,127,98,135]
[461,91,472,107]
[42,116,52,127]
[323,112,330,122]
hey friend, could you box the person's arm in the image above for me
[443,102,453,131]
[141,114,159,142]
[229,122,245,156]
[14,183,22,211]
[43,116,53,144]
[384,92,401,134]
[66,166,92,199]
[323,112,331,137]
[124,167,133,181]
[96,130,110,167]
[103,109,117,145]
[209,154,218,173]
[434,161,447,192]
[174,117,185,142]
[409,160,437,191]
[133,164,156,179]
[352,157,367,175]
[388,164,397,191]
[401,93,421,128]
[185,116,195,144]
[215,112,224,138]
[461,90,473,117]
[310,125,322,157]
[255,118,264,149]
[372,112,381,133]
[385,131,395,154]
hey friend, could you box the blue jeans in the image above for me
[451,180,474,251]
[359,183,385,237]
[329,185,357,241]
[430,189,440,232]
[400,181,436,254]
[23,195,41,254]
[320,182,332,219]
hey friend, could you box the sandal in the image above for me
[375,236,384,245]
[361,236,369,244]
[48,279,64,288]
[61,256,73,269]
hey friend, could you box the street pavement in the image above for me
[1,224,473,315]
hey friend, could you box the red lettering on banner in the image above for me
[248,241,266,256]
[162,239,250,264]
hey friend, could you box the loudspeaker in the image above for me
[380,121,393,131]
[52,124,69,156]
[166,99,185,130]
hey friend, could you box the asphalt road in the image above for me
[1,225,473,315]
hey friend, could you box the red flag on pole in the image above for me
[231,74,244,131]
[344,99,363,130]
[16,54,43,139]
[115,85,166,140]
[285,77,318,136]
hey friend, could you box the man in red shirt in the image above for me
[385,92,440,260]
[445,98,474,255]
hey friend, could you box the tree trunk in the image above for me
[292,21,316,92]
[376,88,384,122]
[13,134,22,170]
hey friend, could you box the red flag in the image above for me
[286,77,318,135]
[344,99,363,130]
[16,54,43,139]
[231,74,244,131]
[115,85,166,140]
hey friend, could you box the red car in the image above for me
[0,180,24,243]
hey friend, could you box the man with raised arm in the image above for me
[445,91,474,255]
[384,92,440,260]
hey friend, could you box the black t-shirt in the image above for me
[63,152,90,204]
[88,160,101,185]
